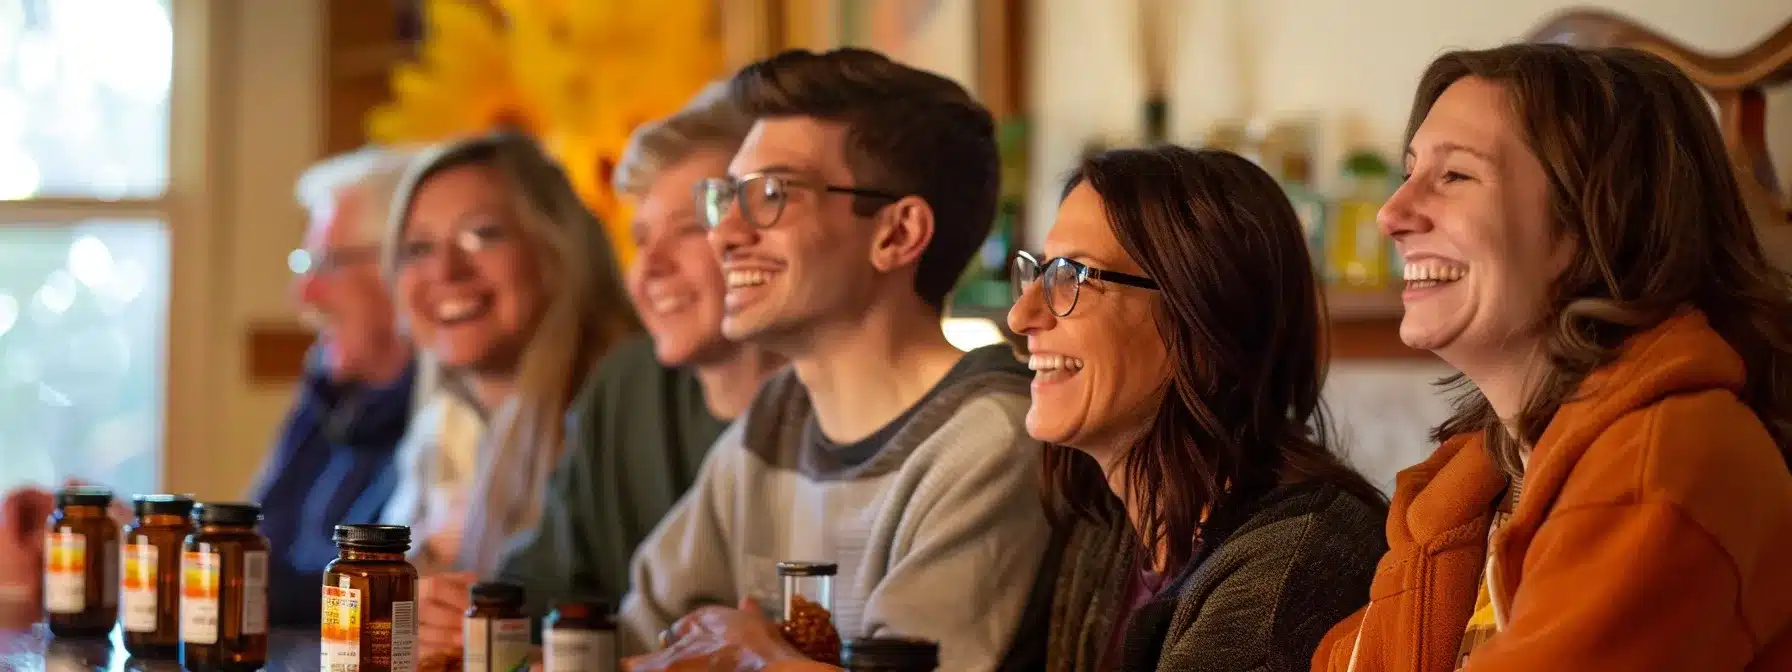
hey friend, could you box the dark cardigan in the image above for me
[1046,481,1387,672]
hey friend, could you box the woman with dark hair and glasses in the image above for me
[1009,145,1388,671]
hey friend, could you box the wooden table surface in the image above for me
[0,624,319,671]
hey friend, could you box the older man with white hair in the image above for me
[254,146,425,626]
[0,146,426,629]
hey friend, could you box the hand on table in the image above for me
[0,487,54,628]
[623,598,807,672]
[417,571,476,659]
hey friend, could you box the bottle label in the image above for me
[544,629,615,672]
[322,584,362,670]
[242,550,268,635]
[181,551,220,644]
[121,543,159,632]
[44,531,85,614]
[465,617,531,671]
[391,600,416,672]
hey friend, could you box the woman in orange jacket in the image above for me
[1314,43,1792,671]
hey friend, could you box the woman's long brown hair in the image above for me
[1408,45,1792,477]
[1042,146,1387,573]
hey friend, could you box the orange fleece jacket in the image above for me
[1314,312,1792,671]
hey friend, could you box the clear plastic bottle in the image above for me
[776,561,840,664]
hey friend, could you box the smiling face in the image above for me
[1383,76,1572,371]
[1006,183,1169,457]
[627,150,736,366]
[706,117,882,349]
[292,187,402,383]
[394,163,547,375]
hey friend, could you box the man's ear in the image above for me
[868,195,934,272]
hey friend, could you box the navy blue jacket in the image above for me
[251,347,416,626]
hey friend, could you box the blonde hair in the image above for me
[384,131,640,571]
[612,81,754,199]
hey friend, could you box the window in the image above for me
[0,0,174,497]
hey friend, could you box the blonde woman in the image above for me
[379,132,640,575]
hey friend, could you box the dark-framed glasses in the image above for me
[696,171,904,229]
[1011,250,1159,317]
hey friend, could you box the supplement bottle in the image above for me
[543,598,616,672]
[776,561,840,664]
[321,524,418,672]
[45,485,119,638]
[463,582,530,672]
[841,637,940,671]
[180,502,269,671]
[122,494,196,659]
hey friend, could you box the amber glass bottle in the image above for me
[122,494,196,659]
[321,524,418,672]
[463,582,530,672]
[543,598,615,671]
[841,637,940,671]
[45,485,119,638]
[180,502,269,671]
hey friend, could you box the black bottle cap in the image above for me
[132,494,195,518]
[193,502,261,526]
[333,524,411,551]
[470,581,525,605]
[776,561,838,577]
[841,637,939,669]
[55,486,114,508]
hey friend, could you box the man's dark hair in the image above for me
[727,47,1000,313]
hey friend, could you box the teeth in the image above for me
[1402,262,1467,283]
[1027,354,1086,373]
[436,298,484,322]
[726,270,774,288]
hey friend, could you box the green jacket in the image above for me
[495,335,729,617]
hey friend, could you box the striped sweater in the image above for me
[618,345,1054,670]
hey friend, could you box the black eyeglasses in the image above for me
[1011,250,1158,317]
[696,172,904,229]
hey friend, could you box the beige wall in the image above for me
[1029,0,1792,245]
[164,0,323,500]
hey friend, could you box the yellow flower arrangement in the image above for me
[367,0,724,267]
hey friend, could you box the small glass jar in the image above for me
[543,598,616,672]
[776,561,840,664]
[841,637,940,671]
[322,524,419,672]
[180,502,269,671]
[463,582,530,672]
[45,485,119,638]
[121,494,196,659]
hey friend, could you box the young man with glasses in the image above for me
[619,49,1055,671]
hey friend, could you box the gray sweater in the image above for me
[1047,481,1386,672]
[619,345,1054,670]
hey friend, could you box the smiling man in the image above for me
[619,49,1054,672]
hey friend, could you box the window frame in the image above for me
[0,0,221,494]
